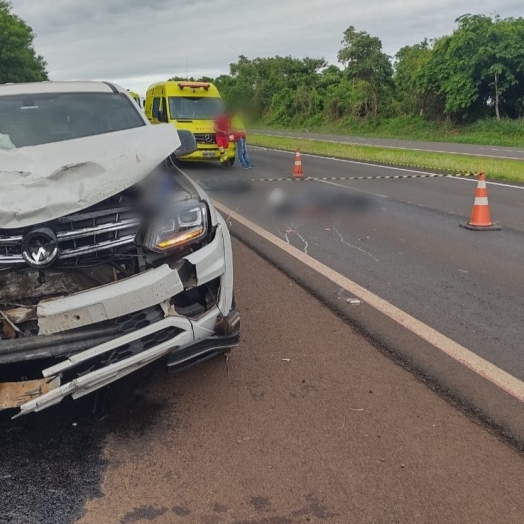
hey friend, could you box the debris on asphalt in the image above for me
[347,298,361,305]
[199,175,253,192]
[282,359,290,362]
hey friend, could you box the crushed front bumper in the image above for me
[0,216,238,417]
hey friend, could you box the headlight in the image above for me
[142,200,208,253]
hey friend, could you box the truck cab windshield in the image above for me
[0,92,145,148]
[169,96,224,120]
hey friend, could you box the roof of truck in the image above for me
[0,80,128,96]
[146,81,220,97]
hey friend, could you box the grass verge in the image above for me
[250,134,524,184]
[255,116,524,148]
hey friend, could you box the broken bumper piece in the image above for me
[14,316,239,418]
[2,219,238,417]
[0,376,61,411]
[167,308,240,374]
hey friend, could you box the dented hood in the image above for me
[0,124,181,229]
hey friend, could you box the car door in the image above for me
[149,96,161,124]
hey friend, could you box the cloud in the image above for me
[10,0,521,94]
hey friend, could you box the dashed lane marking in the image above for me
[247,173,477,183]
[250,146,524,188]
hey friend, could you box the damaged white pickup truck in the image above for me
[0,81,239,417]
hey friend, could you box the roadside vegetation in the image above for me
[182,14,524,148]
[0,1,48,84]
[2,3,523,150]
[249,134,524,184]
[254,117,524,149]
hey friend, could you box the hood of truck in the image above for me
[0,125,181,230]
[173,120,215,134]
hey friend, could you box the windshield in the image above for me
[0,92,145,148]
[168,96,224,120]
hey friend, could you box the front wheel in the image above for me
[228,156,236,167]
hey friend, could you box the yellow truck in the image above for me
[144,81,235,164]
[128,90,142,108]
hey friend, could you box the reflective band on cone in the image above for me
[473,197,489,206]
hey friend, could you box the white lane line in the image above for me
[448,177,524,190]
[255,133,524,161]
[251,146,451,176]
[213,200,524,404]
[252,146,524,190]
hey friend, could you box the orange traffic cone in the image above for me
[292,149,305,178]
[460,173,501,231]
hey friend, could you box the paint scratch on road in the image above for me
[273,219,290,245]
[332,222,379,263]
[290,223,309,255]
[276,221,310,255]
[224,205,241,227]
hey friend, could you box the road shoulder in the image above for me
[224,212,524,447]
[79,239,524,524]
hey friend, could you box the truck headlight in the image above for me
[142,200,208,253]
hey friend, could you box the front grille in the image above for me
[0,306,167,377]
[194,133,216,145]
[0,201,140,267]
[100,326,181,366]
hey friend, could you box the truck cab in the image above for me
[128,90,142,108]
[144,81,235,164]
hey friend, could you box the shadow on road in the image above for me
[0,362,167,524]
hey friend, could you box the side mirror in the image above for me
[157,110,168,123]
[172,130,197,158]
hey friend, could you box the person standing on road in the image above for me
[213,110,232,167]
[232,112,254,170]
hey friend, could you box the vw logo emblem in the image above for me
[204,134,213,143]
[21,227,59,268]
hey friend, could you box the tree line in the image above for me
[2,2,523,130]
[0,1,48,84]
[186,14,524,127]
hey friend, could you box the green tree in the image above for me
[337,26,394,118]
[422,15,524,120]
[0,1,48,83]
[394,39,443,117]
[169,15,524,129]
[475,16,524,120]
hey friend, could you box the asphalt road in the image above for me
[2,240,524,524]
[181,148,524,389]
[254,129,524,160]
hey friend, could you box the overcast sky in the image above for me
[11,0,523,95]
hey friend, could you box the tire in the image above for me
[228,156,236,167]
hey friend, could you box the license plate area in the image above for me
[202,151,216,158]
